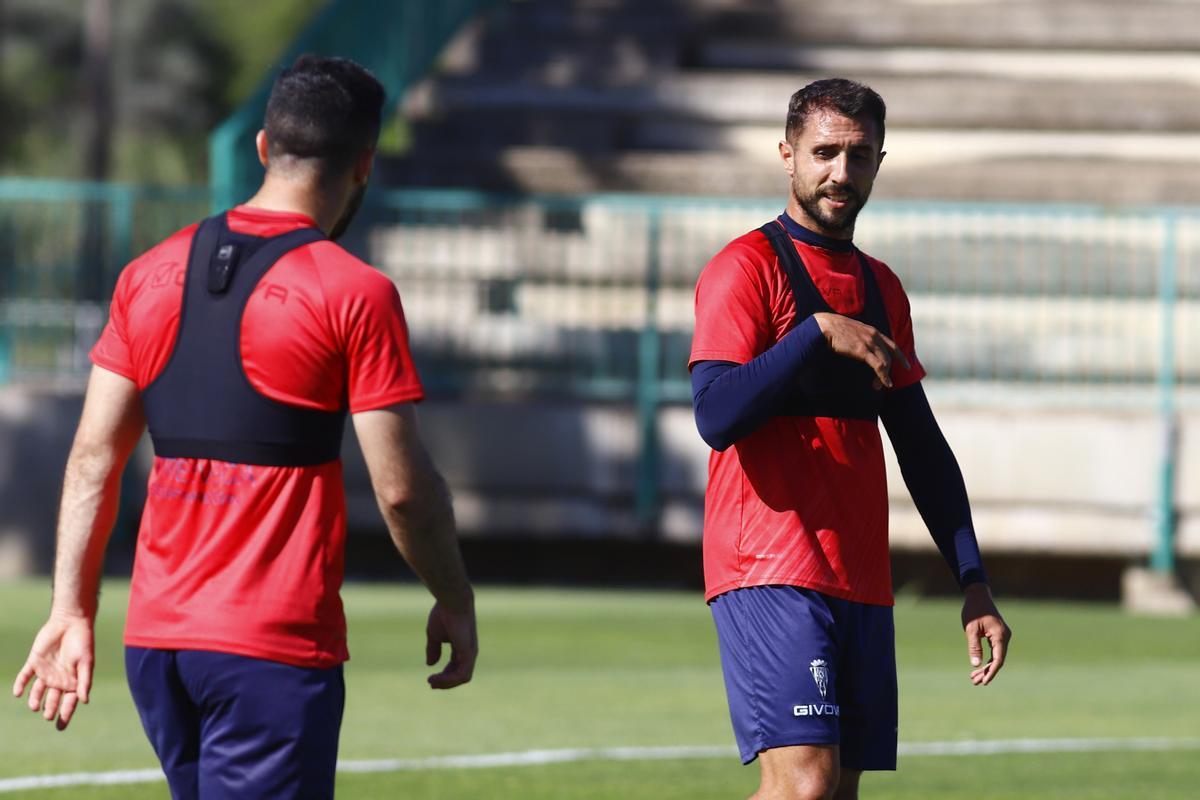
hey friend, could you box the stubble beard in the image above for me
[794,177,870,238]
[328,182,367,242]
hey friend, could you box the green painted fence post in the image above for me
[1152,212,1179,574]
[107,184,134,293]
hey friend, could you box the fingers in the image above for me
[425,632,442,668]
[425,602,478,690]
[965,624,983,668]
[990,629,1009,674]
[25,679,81,729]
[857,331,900,389]
[428,643,477,690]
[27,676,46,713]
[979,624,1010,686]
[966,620,1011,686]
[823,316,911,389]
[865,333,912,388]
[43,687,62,721]
[428,659,471,690]
[77,661,92,704]
[57,692,80,731]
[13,661,34,698]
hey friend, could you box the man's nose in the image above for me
[828,153,850,184]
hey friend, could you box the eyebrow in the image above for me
[810,141,876,152]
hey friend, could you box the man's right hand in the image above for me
[12,612,95,731]
[812,312,910,389]
[425,597,478,690]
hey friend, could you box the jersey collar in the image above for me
[777,213,854,253]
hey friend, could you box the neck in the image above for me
[243,173,349,236]
[778,210,854,253]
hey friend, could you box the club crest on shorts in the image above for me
[809,659,829,699]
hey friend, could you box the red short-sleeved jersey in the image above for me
[92,205,424,667]
[690,223,925,606]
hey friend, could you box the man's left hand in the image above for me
[13,612,95,731]
[961,582,1011,686]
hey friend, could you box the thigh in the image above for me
[710,586,842,765]
[829,600,897,771]
[125,647,201,800]
[176,651,345,800]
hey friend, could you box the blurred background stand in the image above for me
[0,0,1197,610]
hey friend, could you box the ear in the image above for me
[255,130,270,169]
[779,139,796,177]
[353,148,376,185]
[877,150,887,171]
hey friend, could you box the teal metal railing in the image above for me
[1,178,1195,564]
[6,182,1200,400]
[209,0,504,212]
[0,179,208,380]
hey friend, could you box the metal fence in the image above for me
[2,178,1197,415]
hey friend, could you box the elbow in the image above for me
[376,469,450,516]
[375,483,419,515]
[695,417,734,452]
[67,441,124,486]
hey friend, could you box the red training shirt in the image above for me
[690,223,925,605]
[92,206,424,667]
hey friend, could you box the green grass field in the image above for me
[1,580,1198,799]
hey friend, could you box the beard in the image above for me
[794,179,870,236]
[327,181,367,242]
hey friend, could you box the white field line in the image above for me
[2,737,1199,793]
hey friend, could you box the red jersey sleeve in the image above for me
[89,268,137,381]
[868,258,926,389]
[690,236,775,368]
[335,270,425,413]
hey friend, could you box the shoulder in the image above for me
[699,228,776,292]
[714,228,776,269]
[288,240,399,302]
[114,222,200,294]
[290,242,406,336]
[858,250,911,307]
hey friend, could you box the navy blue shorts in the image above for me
[125,647,345,800]
[710,585,898,770]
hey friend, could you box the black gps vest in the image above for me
[759,220,892,422]
[141,213,347,466]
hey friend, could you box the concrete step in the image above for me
[697,0,1200,51]
[466,0,692,83]
[380,143,1200,205]
[692,43,1200,85]
[412,72,1200,136]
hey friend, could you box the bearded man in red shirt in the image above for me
[14,55,477,800]
[690,78,1012,800]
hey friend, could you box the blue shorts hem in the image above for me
[740,734,840,765]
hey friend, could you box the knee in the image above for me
[755,771,838,800]
[790,779,836,800]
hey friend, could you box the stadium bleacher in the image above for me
[1,0,1197,607]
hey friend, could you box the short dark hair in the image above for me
[785,78,886,149]
[263,54,385,171]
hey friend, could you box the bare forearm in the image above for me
[377,471,473,610]
[51,447,125,619]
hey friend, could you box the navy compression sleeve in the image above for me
[880,383,988,589]
[691,316,826,451]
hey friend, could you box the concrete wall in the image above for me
[2,384,1196,580]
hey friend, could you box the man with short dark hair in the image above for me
[690,77,1011,799]
[13,55,477,799]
